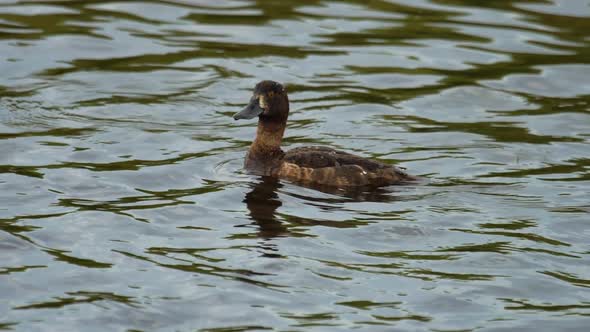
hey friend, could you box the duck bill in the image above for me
[233,97,263,120]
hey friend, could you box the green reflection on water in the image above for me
[15,291,139,310]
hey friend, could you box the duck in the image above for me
[233,80,415,187]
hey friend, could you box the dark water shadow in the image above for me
[242,176,409,241]
[286,183,406,204]
[243,176,287,239]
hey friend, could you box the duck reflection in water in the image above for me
[243,176,287,239]
[243,176,401,241]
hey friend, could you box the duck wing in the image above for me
[284,146,390,171]
[281,146,413,187]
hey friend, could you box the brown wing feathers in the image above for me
[280,146,411,187]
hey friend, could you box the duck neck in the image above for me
[246,117,287,175]
[250,117,286,156]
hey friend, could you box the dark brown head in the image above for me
[233,80,289,122]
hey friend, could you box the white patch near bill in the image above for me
[259,96,267,109]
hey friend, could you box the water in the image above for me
[1,1,589,331]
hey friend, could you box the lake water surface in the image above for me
[1,1,589,331]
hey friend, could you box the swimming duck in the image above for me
[233,80,414,187]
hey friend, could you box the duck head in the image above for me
[233,80,289,122]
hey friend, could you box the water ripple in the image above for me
[1,0,589,331]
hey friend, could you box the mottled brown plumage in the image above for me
[234,80,415,188]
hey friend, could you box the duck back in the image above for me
[280,146,413,187]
